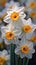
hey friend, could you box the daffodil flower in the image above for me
[25,0,36,10]
[5,0,20,10]
[22,18,36,33]
[30,11,36,18]
[15,18,36,38]
[1,23,21,45]
[26,31,36,46]
[4,5,26,25]
[25,0,36,17]
[15,38,35,59]
[0,50,10,65]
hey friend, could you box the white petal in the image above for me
[2,50,8,56]
[4,39,11,45]
[26,54,32,59]
[27,42,33,49]
[0,52,2,56]
[5,55,10,60]
[4,15,11,23]
[20,52,25,58]
[15,48,20,55]
[18,6,25,12]
[14,29,22,36]
[7,10,13,15]
[20,13,26,19]
[32,24,36,32]
[26,32,33,39]
[27,18,32,25]
[30,49,35,54]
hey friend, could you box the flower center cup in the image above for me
[10,12,19,21]
[0,0,6,6]
[22,25,32,33]
[29,2,36,9]
[5,32,14,40]
[30,12,36,18]
[31,36,36,43]
[21,45,29,54]
[0,57,5,65]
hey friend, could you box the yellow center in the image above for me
[5,32,14,40]
[0,0,6,6]
[22,25,32,33]
[31,36,36,43]
[29,2,36,9]
[0,57,5,65]
[10,12,19,21]
[21,45,29,54]
[30,12,36,18]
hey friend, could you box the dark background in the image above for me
[28,46,36,65]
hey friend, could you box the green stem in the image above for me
[23,57,27,65]
[19,57,23,65]
[23,57,29,65]
[10,44,15,65]
[15,54,19,65]
[14,45,19,65]
[26,58,29,65]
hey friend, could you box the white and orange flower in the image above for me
[4,5,26,25]
[15,38,35,59]
[22,18,36,33]
[5,1,20,10]
[26,31,36,46]
[0,50,10,65]
[1,23,21,45]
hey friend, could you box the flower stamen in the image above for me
[31,36,36,43]
[0,57,5,65]
[21,45,29,54]
[29,2,36,9]
[22,25,32,33]
[30,12,36,18]
[10,12,19,21]
[5,32,14,40]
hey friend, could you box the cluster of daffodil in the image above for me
[25,0,36,19]
[0,0,36,65]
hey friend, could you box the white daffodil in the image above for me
[29,10,36,19]
[0,50,10,65]
[15,38,35,59]
[25,0,36,13]
[5,0,20,10]
[21,18,36,33]
[26,31,36,46]
[15,18,36,38]
[1,23,21,45]
[4,5,26,26]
